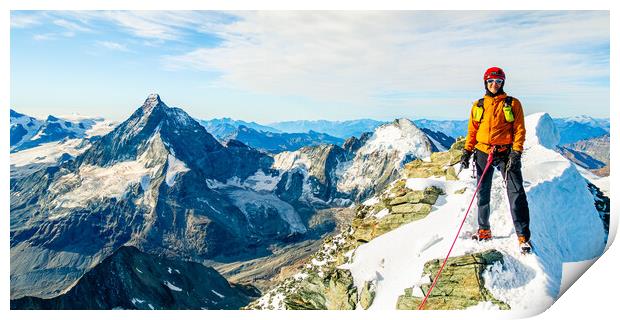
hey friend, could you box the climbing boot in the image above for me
[472,229,492,241]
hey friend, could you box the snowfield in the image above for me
[341,112,606,316]
[165,152,190,187]
[10,139,89,168]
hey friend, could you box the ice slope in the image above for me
[342,112,606,316]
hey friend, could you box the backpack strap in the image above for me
[472,98,485,122]
[503,96,515,123]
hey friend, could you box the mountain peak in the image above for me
[393,118,416,128]
[366,118,431,158]
[142,94,165,112]
[76,94,228,176]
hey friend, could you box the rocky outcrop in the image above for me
[358,280,376,310]
[245,231,360,310]
[351,183,444,243]
[403,137,463,180]
[587,182,610,237]
[272,144,351,206]
[283,269,357,310]
[396,250,510,310]
[348,139,465,244]
[342,131,372,156]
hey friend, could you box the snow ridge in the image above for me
[342,113,606,315]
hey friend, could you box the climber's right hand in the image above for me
[460,149,473,170]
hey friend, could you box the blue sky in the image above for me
[10,11,610,123]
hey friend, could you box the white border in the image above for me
[1,1,617,320]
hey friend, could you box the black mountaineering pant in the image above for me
[474,148,531,241]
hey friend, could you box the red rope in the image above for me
[418,150,495,310]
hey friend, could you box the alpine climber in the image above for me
[460,67,532,254]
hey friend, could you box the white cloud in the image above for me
[85,11,227,42]
[11,10,610,119]
[33,33,57,41]
[53,19,92,32]
[161,11,609,107]
[11,13,43,28]
[101,11,183,41]
[96,41,131,52]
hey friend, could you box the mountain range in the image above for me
[10,94,440,303]
[266,119,385,139]
[10,109,115,153]
[11,95,294,299]
[198,117,282,138]
[14,109,607,177]
[9,96,609,310]
[221,125,344,154]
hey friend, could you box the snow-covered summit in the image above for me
[76,94,223,169]
[525,112,559,149]
[10,109,44,148]
[361,118,433,161]
[336,118,434,201]
[142,93,164,112]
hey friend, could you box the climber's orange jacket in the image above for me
[464,93,526,154]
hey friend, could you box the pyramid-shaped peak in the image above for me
[77,93,224,169]
[142,94,166,111]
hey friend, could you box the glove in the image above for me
[460,149,473,169]
[507,150,522,172]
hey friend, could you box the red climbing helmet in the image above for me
[484,67,506,81]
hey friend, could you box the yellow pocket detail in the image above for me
[503,104,514,123]
[473,106,484,122]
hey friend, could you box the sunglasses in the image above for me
[486,79,504,84]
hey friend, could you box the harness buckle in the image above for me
[491,144,512,154]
